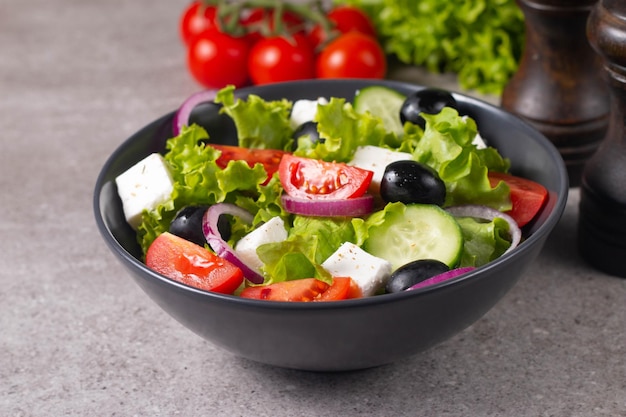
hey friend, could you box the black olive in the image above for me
[400,88,458,129]
[188,102,238,146]
[169,206,210,246]
[292,121,323,150]
[386,259,450,293]
[380,160,446,206]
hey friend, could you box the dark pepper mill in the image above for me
[578,0,626,278]
[501,0,610,187]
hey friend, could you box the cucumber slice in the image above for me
[354,86,406,135]
[363,204,463,270]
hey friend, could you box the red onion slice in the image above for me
[173,89,219,136]
[406,267,476,291]
[446,204,522,255]
[281,194,374,217]
[202,203,264,284]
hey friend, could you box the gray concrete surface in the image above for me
[1,0,625,415]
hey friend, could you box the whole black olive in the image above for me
[386,259,450,293]
[188,102,237,145]
[169,206,210,246]
[380,160,446,206]
[400,88,458,129]
[292,121,323,150]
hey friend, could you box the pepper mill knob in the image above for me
[578,0,626,278]
[501,0,610,187]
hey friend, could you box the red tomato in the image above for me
[210,144,289,184]
[315,32,386,79]
[240,277,357,302]
[240,278,330,301]
[247,34,315,85]
[187,29,250,89]
[314,277,361,301]
[241,8,305,45]
[179,1,219,45]
[488,171,549,227]
[278,154,374,200]
[146,232,244,294]
[309,5,377,49]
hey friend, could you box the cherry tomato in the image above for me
[146,232,244,294]
[186,29,250,89]
[240,277,357,302]
[488,171,549,227]
[209,144,289,184]
[241,8,305,45]
[247,34,315,85]
[315,32,386,79]
[309,5,377,49]
[179,1,219,45]
[278,154,374,200]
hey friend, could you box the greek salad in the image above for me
[115,85,548,302]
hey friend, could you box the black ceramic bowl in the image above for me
[94,79,568,371]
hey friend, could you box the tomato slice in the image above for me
[488,171,548,227]
[278,154,373,200]
[210,144,288,184]
[314,277,361,301]
[240,278,330,302]
[240,277,360,302]
[146,232,244,294]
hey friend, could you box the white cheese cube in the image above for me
[234,217,288,273]
[322,242,392,297]
[115,153,174,230]
[290,97,329,129]
[460,116,487,149]
[349,145,413,194]
[472,133,487,149]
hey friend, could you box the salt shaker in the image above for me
[501,0,610,187]
[578,0,626,278]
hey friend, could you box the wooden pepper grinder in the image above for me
[578,0,626,278]
[501,0,610,187]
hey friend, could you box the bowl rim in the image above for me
[93,79,569,310]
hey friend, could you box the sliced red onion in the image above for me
[406,267,476,291]
[281,194,374,217]
[202,203,264,284]
[173,89,219,136]
[446,204,522,255]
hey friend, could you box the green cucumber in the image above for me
[354,86,406,135]
[363,203,463,270]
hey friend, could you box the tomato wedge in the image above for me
[210,144,288,184]
[488,171,548,227]
[315,277,361,301]
[240,277,359,302]
[240,278,329,301]
[146,232,244,294]
[278,154,373,200]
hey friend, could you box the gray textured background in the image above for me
[1,0,625,415]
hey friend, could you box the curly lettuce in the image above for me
[335,0,524,94]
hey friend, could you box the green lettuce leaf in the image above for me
[455,216,511,266]
[294,97,400,162]
[413,108,511,210]
[256,216,358,284]
[335,0,524,94]
[136,124,275,255]
[215,85,294,150]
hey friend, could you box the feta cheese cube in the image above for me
[322,242,392,297]
[115,153,174,230]
[234,217,288,273]
[289,97,329,129]
[472,133,487,149]
[349,145,413,194]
